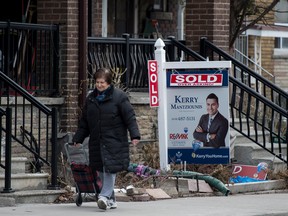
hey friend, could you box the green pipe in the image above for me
[172,170,230,196]
[128,163,230,196]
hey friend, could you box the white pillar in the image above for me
[177,0,186,40]
[154,38,169,171]
[134,0,139,37]
[102,0,108,37]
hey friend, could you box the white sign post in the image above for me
[152,38,231,171]
[154,39,169,170]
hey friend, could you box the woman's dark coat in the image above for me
[72,85,140,173]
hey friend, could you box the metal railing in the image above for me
[199,37,288,164]
[0,21,60,192]
[88,34,200,92]
[200,37,288,110]
[0,21,59,97]
[234,48,274,81]
[0,71,59,192]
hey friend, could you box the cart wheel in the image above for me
[76,194,82,206]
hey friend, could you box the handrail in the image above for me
[229,76,288,163]
[0,72,59,191]
[230,76,287,116]
[0,71,51,115]
[0,62,59,193]
[0,21,58,31]
[234,48,274,78]
[200,38,288,109]
[167,36,206,61]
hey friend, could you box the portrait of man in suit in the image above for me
[193,93,229,148]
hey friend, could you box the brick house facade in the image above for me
[185,0,230,52]
[33,0,232,135]
[37,0,81,132]
[244,0,288,91]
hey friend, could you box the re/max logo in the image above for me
[169,133,188,140]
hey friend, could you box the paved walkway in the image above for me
[1,192,288,216]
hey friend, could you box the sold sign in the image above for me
[148,60,159,107]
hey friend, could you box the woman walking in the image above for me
[72,68,141,210]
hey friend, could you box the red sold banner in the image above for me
[148,60,159,107]
[170,74,223,86]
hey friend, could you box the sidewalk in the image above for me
[1,192,288,216]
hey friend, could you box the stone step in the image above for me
[233,142,287,172]
[252,156,287,173]
[0,189,66,206]
[0,157,27,174]
[234,142,287,159]
[0,173,49,191]
[230,129,271,144]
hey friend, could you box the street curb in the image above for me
[226,179,287,194]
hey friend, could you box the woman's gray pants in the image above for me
[98,171,116,201]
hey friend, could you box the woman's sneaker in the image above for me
[97,197,109,210]
[108,199,117,209]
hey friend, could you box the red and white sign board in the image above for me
[170,74,223,86]
[232,164,267,180]
[148,60,159,107]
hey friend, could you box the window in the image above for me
[275,37,288,49]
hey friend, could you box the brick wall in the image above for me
[185,0,230,52]
[91,0,102,36]
[37,0,80,132]
[274,56,288,92]
[261,37,274,79]
[212,1,230,51]
[156,0,178,38]
[247,0,276,82]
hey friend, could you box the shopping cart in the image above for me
[64,143,101,206]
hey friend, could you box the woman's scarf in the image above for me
[95,86,111,102]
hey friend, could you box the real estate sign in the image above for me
[166,69,230,164]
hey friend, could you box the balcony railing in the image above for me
[0,21,59,97]
[87,34,203,92]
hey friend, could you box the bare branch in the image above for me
[229,0,280,48]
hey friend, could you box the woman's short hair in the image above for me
[94,68,113,84]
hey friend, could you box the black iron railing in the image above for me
[0,71,59,192]
[0,21,59,97]
[199,37,288,164]
[200,37,288,110]
[88,34,199,91]
[0,21,60,192]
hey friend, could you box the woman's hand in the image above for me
[131,139,139,145]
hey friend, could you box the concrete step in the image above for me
[234,142,287,159]
[230,120,287,173]
[0,173,49,191]
[0,157,27,174]
[233,142,287,172]
[231,129,271,144]
[252,156,287,172]
[0,189,67,206]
